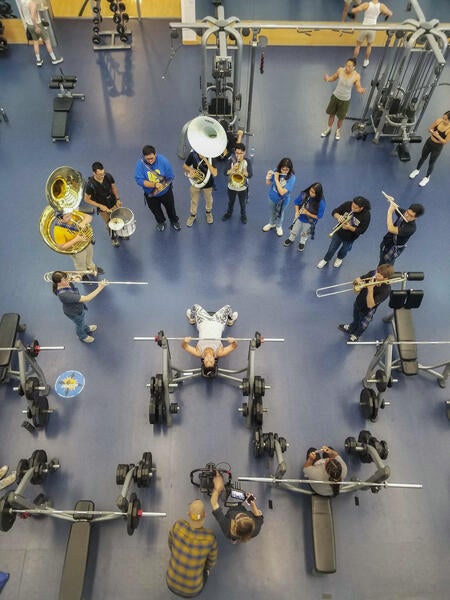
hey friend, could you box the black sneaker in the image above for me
[338,324,350,333]
[241,215,247,224]
[112,239,120,247]
[96,266,105,274]
[297,242,305,252]
[222,213,232,221]
[283,239,293,247]
[171,221,181,231]
[156,222,166,232]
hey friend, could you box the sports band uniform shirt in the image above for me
[134,153,174,198]
[268,171,296,207]
[303,455,348,496]
[53,220,96,273]
[212,505,264,541]
[166,519,217,598]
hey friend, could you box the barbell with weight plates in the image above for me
[135,332,285,345]
[113,13,121,24]
[92,35,101,45]
[0,342,64,356]
[116,24,125,35]
[237,476,422,490]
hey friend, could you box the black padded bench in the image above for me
[52,96,74,142]
[59,500,94,600]
[390,289,424,376]
[311,495,336,574]
[0,313,20,383]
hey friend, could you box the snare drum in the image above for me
[109,207,136,238]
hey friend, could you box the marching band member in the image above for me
[283,182,326,252]
[53,210,104,278]
[316,196,371,269]
[134,145,181,232]
[222,142,253,224]
[378,200,424,265]
[84,162,122,247]
[183,151,218,226]
[262,157,296,237]
[338,263,394,342]
[52,271,109,343]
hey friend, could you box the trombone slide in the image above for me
[43,271,148,285]
[316,274,407,298]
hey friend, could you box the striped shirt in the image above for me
[166,519,218,598]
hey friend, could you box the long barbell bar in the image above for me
[238,476,422,489]
[10,508,167,517]
[348,341,450,345]
[134,336,285,342]
[0,346,64,351]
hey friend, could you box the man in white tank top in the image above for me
[18,0,63,66]
[351,0,393,67]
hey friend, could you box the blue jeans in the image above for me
[268,199,287,228]
[323,236,353,262]
[67,310,90,340]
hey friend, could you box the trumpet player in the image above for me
[52,271,109,344]
[84,162,122,247]
[183,151,217,226]
[378,200,424,266]
[53,209,104,279]
[338,263,394,342]
[222,142,253,224]
[316,196,371,269]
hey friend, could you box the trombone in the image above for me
[316,274,407,298]
[328,212,353,237]
[43,271,148,285]
[381,191,408,223]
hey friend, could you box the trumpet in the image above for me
[328,211,353,237]
[43,271,149,285]
[229,158,247,190]
[316,274,407,298]
[381,191,408,222]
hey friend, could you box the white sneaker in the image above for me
[88,325,97,332]
[316,259,327,269]
[334,258,343,268]
[262,223,274,232]
[227,311,238,326]
[276,227,283,237]
[36,58,43,67]
[363,59,370,67]
[321,127,331,138]
[419,176,429,187]
[81,335,95,343]
[52,57,64,65]
[335,129,341,141]
[0,465,8,479]
[186,309,195,324]
[409,169,419,179]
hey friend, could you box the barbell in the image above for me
[134,336,285,342]
[237,476,422,489]
[348,340,450,345]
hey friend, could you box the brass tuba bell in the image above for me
[39,166,93,255]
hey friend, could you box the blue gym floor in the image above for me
[0,4,449,600]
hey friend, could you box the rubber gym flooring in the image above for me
[0,5,449,600]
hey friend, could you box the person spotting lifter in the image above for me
[210,471,263,543]
[321,58,365,140]
[183,305,238,374]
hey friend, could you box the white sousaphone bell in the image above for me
[186,116,227,188]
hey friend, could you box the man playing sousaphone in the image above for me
[53,209,104,279]
[84,161,122,247]
[183,151,218,227]
[222,142,253,224]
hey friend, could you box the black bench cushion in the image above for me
[311,494,336,574]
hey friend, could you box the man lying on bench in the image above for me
[182,304,238,376]
[303,445,348,496]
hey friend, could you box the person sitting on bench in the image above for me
[303,446,348,497]
[182,304,238,374]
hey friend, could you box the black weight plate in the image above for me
[375,369,387,393]
[379,440,389,460]
[116,464,128,485]
[149,398,156,424]
[268,432,275,458]
[241,377,250,397]
[25,376,40,402]
[21,421,36,434]
[127,493,140,535]
[252,427,263,459]
[142,452,152,468]
[359,389,376,420]
[278,436,287,453]
[344,436,357,454]
[32,396,49,429]
[254,375,265,397]
[358,429,372,444]
[16,458,29,483]
[30,449,47,468]
[0,495,16,532]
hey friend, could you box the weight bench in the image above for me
[0,313,20,384]
[49,73,85,142]
[59,500,94,600]
[311,495,336,574]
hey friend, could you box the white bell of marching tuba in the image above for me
[186,116,227,188]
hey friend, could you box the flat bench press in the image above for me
[49,73,85,142]
[360,286,450,421]
[0,313,55,430]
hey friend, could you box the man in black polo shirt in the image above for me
[338,263,394,342]
[378,200,424,265]
[84,162,122,246]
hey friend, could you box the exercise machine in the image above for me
[0,450,166,600]
[239,430,422,574]
[49,72,85,142]
[135,330,284,428]
[0,313,61,431]
[359,284,450,421]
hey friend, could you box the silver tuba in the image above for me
[186,116,227,188]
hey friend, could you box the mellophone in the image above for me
[43,271,149,285]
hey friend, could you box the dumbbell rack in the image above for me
[91,0,132,51]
